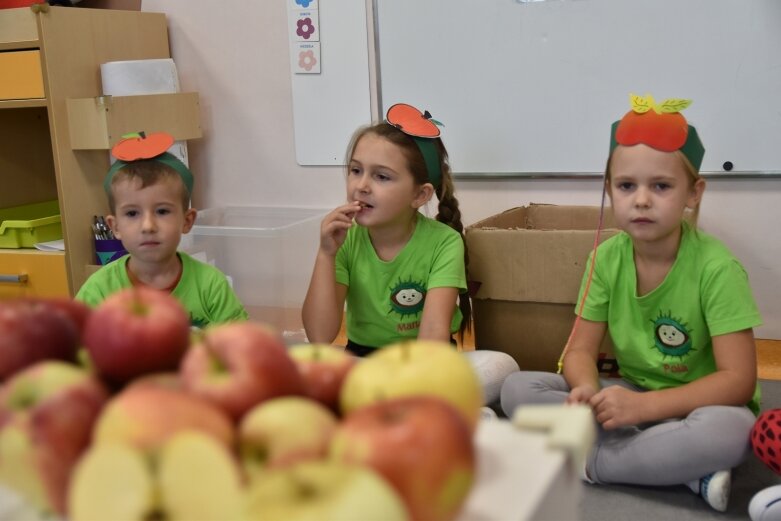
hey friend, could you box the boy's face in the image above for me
[106,177,196,265]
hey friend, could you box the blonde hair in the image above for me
[346,122,472,339]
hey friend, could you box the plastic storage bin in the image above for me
[0,200,62,248]
[178,206,329,336]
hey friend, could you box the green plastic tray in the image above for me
[0,200,63,249]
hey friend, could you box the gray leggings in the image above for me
[501,371,756,485]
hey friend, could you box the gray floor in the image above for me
[580,379,781,521]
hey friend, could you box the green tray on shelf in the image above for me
[0,200,63,249]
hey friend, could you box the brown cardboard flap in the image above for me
[469,206,528,230]
[466,204,619,304]
[526,203,616,231]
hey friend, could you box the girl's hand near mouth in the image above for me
[319,202,362,256]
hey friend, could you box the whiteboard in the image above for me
[375,0,781,175]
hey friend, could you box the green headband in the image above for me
[411,137,441,191]
[610,121,705,172]
[104,152,194,197]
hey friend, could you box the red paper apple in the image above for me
[82,287,191,384]
[0,299,83,381]
[0,361,109,516]
[180,322,305,421]
[288,344,357,413]
[615,95,692,152]
[330,395,476,521]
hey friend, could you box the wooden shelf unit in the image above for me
[0,6,200,297]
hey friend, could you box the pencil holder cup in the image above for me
[95,238,128,265]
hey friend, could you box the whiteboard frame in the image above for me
[372,0,781,178]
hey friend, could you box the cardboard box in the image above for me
[465,204,619,373]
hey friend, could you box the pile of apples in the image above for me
[0,287,485,521]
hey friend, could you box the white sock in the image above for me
[687,470,731,512]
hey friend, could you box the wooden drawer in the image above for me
[0,50,44,100]
[0,8,38,48]
[0,250,69,298]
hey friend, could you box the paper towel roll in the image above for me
[100,58,181,96]
[100,59,188,167]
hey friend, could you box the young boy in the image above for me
[76,132,248,327]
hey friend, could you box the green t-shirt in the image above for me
[76,252,248,328]
[335,214,466,348]
[577,223,762,413]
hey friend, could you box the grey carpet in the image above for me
[580,379,781,521]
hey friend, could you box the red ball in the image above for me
[751,409,781,475]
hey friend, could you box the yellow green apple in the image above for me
[245,460,408,521]
[68,430,245,521]
[339,340,483,429]
[239,396,338,478]
[0,361,109,516]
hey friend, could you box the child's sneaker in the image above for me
[480,406,498,421]
[687,469,731,512]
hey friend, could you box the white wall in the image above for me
[142,0,781,339]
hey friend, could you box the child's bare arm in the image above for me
[302,251,347,343]
[417,287,459,343]
[592,328,757,430]
[562,318,607,404]
[302,204,359,343]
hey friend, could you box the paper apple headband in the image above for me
[386,103,443,190]
[104,131,194,196]
[610,94,705,172]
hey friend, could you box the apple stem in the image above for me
[203,337,228,373]
[145,454,165,520]
[131,288,148,316]
[8,383,37,411]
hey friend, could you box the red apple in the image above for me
[83,287,191,384]
[44,298,91,338]
[288,344,357,413]
[330,396,476,521]
[180,322,305,421]
[92,385,235,453]
[124,372,185,392]
[0,299,83,381]
[0,361,109,516]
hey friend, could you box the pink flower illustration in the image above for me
[298,50,317,71]
[296,18,315,39]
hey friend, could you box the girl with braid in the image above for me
[303,104,517,407]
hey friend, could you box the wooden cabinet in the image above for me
[0,6,200,298]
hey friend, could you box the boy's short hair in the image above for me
[107,160,191,213]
